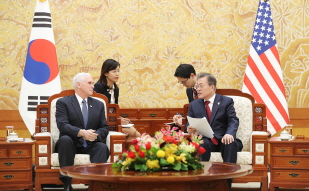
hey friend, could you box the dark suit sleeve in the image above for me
[186,88,193,103]
[184,102,196,133]
[56,98,82,140]
[225,98,239,137]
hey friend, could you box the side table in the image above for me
[0,138,34,191]
[269,137,309,191]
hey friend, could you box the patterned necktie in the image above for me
[82,99,88,147]
[193,88,198,100]
[205,101,211,122]
[205,100,218,145]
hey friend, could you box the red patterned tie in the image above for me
[205,101,211,122]
[193,88,198,100]
[205,101,218,145]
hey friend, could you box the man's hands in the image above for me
[78,129,98,142]
[186,126,235,145]
[173,114,183,126]
[187,126,197,134]
[221,134,234,144]
[120,118,131,125]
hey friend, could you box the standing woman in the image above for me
[94,59,140,137]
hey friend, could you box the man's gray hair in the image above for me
[72,73,91,89]
[196,73,217,88]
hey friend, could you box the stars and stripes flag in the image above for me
[19,0,61,135]
[242,0,289,135]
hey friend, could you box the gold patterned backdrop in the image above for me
[0,0,308,109]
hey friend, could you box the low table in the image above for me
[60,162,252,191]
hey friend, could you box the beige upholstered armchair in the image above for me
[33,90,126,191]
[183,89,269,191]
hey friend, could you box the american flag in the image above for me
[242,0,289,134]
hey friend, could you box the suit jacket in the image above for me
[94,81,119,104]
[56,95,110,147]
[186,88,194,103]
[186,94,239,139]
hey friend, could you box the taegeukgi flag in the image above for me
[19,0,61,135]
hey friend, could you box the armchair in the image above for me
[183,89,269,191]
[33,90,126,191]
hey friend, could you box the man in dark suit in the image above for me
[55,73,110,191]
[172,64,197,127]
[186,72,243,188]
[174,63,197,103]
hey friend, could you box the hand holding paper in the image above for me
[187,116,214,138]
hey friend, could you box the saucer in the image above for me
[121,124,134,128]
[279,137,290,141]
[8,139,18,142]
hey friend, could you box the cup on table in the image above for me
[6,126,14,139]
[285,124,293,136]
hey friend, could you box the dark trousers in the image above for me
[200,137,243,188]
[56,135,109,182]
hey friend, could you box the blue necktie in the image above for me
[82,99,88,147]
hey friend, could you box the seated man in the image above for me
[55,73,110,191]
[185,72,243,188]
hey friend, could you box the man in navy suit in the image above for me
[55,73,110,191]
[186,72,243,188]
[174,63,197,103]
[173,64,197,127]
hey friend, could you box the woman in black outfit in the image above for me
[94,59,140,137]
[94,59,120,104]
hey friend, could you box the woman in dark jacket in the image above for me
[94,59,140,137]
[94,59,120,104]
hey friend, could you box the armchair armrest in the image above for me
[34,132,53,169]
[250,131,269,170]
[107,132,126,163]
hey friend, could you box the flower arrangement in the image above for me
[112,126,206,172]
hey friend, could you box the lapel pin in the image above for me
[218,102,220,105]
[90,105,92,107]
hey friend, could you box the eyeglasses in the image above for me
[194,84,206,89]
[178,78,189,84]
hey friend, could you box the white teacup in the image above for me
[8,132,18,140]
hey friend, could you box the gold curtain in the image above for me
[0,0,308,109]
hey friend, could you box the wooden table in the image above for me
[0,138,34,191]
[269,137,309,191]
[60,162,252,191]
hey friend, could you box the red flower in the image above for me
[134,144,140,152]
[163,135,175,143]
[145,142,151,150]
[127,151,136,159]
[197,147,206,154]
[132,139,138,144]
[191,142,199,149]
[138,150,145,158]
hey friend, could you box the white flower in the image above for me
[179,142,196,153]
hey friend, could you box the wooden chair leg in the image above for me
[260,176,268,191]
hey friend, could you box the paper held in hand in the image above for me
[187,116,214,138]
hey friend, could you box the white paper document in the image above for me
[187,116,214,138]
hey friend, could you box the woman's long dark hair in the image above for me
[98,59,120,89]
